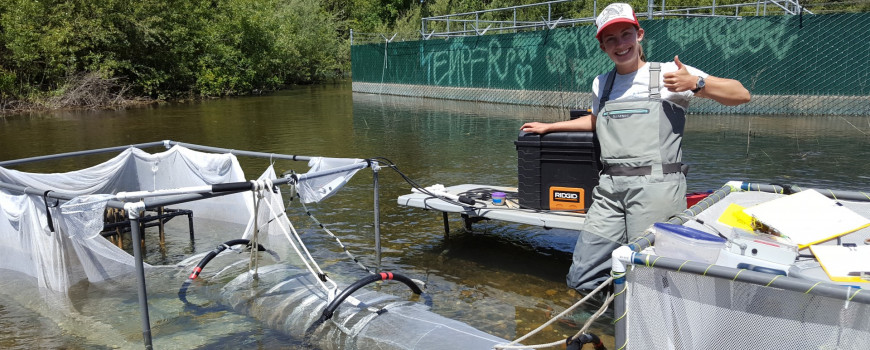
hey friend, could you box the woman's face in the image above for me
[598,22,644,71]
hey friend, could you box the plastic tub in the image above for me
[491,192,506,206]
[653,223,726,264]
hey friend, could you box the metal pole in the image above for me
[648,0,654,19]
[167,141,314,162]
[350,28,354,46]
[442,212,450,237]
[0,140,320,168]
[0,141,166,167]
[126,202,153,349]
[372,164,382,272]
[548,3,551,23]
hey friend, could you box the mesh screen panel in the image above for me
[351,13,870,115]
[626,265,870,349]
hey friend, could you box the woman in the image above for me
[520,3,751,292]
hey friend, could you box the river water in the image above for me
[1,82,869,349]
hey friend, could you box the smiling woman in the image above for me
[520,2,751,293]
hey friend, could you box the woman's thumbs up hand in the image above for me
[663,55,699,92]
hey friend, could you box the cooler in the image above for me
[515,130,601,211]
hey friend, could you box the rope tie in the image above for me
[494,277,615,349]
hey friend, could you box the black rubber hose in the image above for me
[320,272,423,321]
[302,271,430,338]
[188,239,256,279]
[178,239,277,307]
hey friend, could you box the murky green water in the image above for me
[1,82,869,349]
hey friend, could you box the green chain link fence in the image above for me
[351,13,870,115]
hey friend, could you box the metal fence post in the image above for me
[372,163,382,272]
[126,202,153,349]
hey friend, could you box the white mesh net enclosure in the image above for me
[626,266,870,349]
[623,188,870,350]
[0,143,521,350]
[0,145,371,293]
[0,145,253,292]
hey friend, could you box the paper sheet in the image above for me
[743,189,870,249]
[809,245,870,282]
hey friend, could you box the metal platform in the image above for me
[397,184,586,234]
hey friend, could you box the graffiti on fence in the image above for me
[664,18,797,61]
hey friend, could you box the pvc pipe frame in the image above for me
[0,140,317,168]
[125,202,153,350]
[626,252,870,303]
[0,141,383,349]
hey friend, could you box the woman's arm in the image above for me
[693,75,751,106]
[663,55,751,106]
[520,114,596,134]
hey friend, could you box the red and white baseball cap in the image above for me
[595,3,640,40]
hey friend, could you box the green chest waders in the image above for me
[567,63,689,291]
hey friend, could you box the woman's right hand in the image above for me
[519,122,551,134]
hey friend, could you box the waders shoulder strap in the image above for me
[649,62,661,99]
[598,68,618,113]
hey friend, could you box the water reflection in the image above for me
[0,83,868,349]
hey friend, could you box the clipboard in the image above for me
[716,203,754,232]
[742,189,870,249]
[809,244,870,282]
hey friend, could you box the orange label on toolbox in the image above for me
[549,186,585,212]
